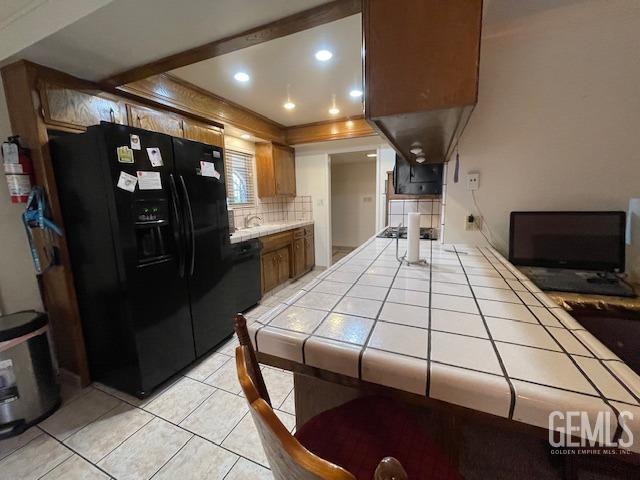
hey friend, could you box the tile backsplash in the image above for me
[230,196,313,231]
[387,198,443,230]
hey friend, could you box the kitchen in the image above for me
[1,1,639,479]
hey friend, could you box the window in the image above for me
[225,149,256,206]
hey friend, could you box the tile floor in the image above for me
[0,270,321,480]
[331,246,355,264]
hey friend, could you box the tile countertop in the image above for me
[229,220,314,244]
[249,235,640,452]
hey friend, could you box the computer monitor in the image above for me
[509,211,626,272]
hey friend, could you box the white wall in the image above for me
[444,0,640,281]
[295,152,332,267]
[330,159,376,248]
[294,137,389,267]
[376,146,395,231]
[0,81,43,313]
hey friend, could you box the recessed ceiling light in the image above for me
[233,72,250,82]
[241,133,251,139]
[315,50,333,61]
[349,89,363,98]
[283,101,296,110]
[366,153,377,158]
[329,107,340,115]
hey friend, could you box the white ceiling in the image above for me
[3,0,594,129]
[0,0,46,27]
[0,0,113,61]
[5,0,328,80]
[483,0,592,27]
[171,14,363,127]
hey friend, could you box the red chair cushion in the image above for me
[294,396,462,480]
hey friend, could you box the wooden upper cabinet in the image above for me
[255,142,296,198]
[40,81,127,131]
[363,0,482,163]
[273,144,296,196]
[183,120,224,148]
[128,104,184,137]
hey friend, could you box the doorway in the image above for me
[329,151,377,264]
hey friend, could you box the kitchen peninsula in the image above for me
[248,234,640,453]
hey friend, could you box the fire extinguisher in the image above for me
[2,136,35,203]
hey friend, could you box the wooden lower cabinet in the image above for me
[276,247,290,284]
[261,250,280,293]
[260,225,315,294]
[304,234,315,271]
[261,245,291,294]
[293,238,306,277]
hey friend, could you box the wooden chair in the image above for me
[234,314,462,480]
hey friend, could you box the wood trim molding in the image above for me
[1,60,91,384]
[117,74,285,143]
[102,0,362,87]
[285,115,376,145]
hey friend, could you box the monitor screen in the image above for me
[509,211,626,271]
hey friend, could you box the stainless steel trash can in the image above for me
[0,311,60,438]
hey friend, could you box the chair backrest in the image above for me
[234,314,271,406]
[235,345,356,480]
[234,314,356,480]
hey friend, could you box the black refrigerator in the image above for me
[50,122,240,397]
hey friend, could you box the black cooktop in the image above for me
[377,226,437,240]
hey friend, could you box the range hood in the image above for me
[363,0,483,163]
[393,155,443,195]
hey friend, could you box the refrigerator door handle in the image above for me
[169,174,185,278]
[179,175,196,276]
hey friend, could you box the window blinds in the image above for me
[225,149,256,206]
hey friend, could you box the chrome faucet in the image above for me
[244,214,262,228]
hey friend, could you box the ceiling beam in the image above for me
[285,115,376,145]
[101,0,362,88]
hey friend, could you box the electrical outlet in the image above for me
[466,173,480,191]
[465,214,482,231]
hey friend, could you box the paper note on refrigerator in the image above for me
[200,161,220,179]
[116,146,135,164]
[137,171,162,190]
[130,134,141,150]
[117,171,137,192]
[146,147,163,167]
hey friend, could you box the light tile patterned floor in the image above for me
[0,270,321,480]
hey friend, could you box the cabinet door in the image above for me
[41,82,127,130]
[255,143,276,198]
[183,120,224,148]
[293,238,305,277]
[261,251,280,294]
[304,235,315,271]
[277,247,291,283]
[274,144,296,196]
[128,104,184,137]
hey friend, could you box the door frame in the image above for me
[313,142,389,266]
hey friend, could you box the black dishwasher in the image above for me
[229,239,262,313]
